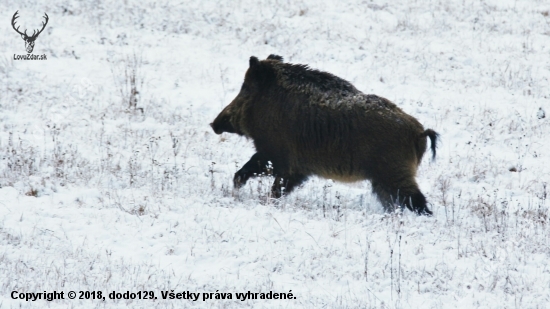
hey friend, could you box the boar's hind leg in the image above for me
[372,181,433,216]
[234,153,273,189]
[371,182,399,213]
[401,190,432,216]
[271,174,308,198]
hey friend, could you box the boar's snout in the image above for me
[210,113,236,135]
[210,122,223,135]
[210,122,220,134]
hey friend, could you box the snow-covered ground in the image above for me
[1,0,549,308]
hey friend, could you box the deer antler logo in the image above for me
[11,11,49,54]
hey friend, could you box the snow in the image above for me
[1,0,549,308]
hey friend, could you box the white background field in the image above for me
[1,0,549,308]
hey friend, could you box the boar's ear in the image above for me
[249,56,260,67]
[246,56,275,87]
[267,54,283,62]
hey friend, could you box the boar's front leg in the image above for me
[234,152,274,189]
[271,174,308,198]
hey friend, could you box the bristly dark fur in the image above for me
[267,54,284,62]
[211,55,439,216]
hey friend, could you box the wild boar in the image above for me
[211,55,438,215]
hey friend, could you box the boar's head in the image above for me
[210,55,280,136]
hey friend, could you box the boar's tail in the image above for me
[419,129,439,161]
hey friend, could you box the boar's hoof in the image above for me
[271,187,283,199]
[233,171,250,189]
[408,192,433,216]
[415,206,433,216]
